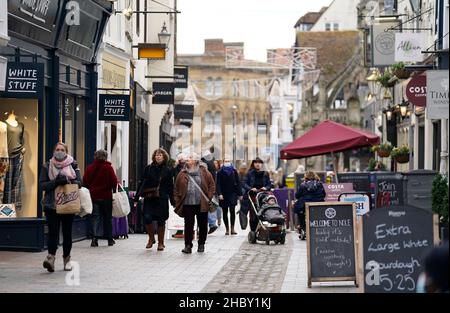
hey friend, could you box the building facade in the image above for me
[176,39,274,168]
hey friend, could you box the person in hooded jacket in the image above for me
[294,171,326,237]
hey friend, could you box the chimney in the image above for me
[204,39,225,55]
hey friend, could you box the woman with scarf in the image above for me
[135,148,175,251]
[174,152,215,254]
[39,142,82,273]
[216,158,242,235]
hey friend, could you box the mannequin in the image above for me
[0,116,9,204]
[2,110,25,211]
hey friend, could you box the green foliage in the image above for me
[432,174,449,225]
[377,71,393,86]
[391,62,406,71]
[367,158,387,171]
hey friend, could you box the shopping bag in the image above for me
[79,187,93,217]
[112,184,131,218]
[55,184,81,215]
[0,204,16,218]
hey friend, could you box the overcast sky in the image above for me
[176,0,333,61]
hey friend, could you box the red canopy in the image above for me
[280,120,380,159]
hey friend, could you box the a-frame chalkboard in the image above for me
[306,202,359,288]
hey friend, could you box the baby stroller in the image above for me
[248,191,287,245]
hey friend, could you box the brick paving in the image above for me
[0,227,362,293]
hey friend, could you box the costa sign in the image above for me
[406,74,427,107]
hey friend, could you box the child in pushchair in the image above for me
[256,194,286,225]
[248,191,287,245]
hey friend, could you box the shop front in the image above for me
[0,0,113,251]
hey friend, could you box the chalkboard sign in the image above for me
[374,173,405,208]
[363,206,437,293]
[306,202,358,287]
[337,172,371,193]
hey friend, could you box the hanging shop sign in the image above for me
[406,74,427,107]
[363,206,437,293]
[426,70,449,119]
[395,33,426,63]
[371,20,399,67]
[153,82,174,104]
[4,62,44,99]
[174,66,189,89]
[99,94,130,121]
[174,104,194,120]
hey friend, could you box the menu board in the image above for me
[363,206,436,293]
[306,202,358,287]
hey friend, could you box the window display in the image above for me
[0,99,39,218]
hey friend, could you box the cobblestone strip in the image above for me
[201,234,293,293]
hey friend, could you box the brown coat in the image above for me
[174,165,216,217]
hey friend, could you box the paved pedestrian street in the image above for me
[0,227,361,293]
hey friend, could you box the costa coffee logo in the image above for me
[55,191,79,206]
[407,75,427,107]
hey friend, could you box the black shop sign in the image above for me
[174,105,194,120]
[5,62,44,99]
[153,83,174,104]
[174,66,189,89]
[99,95,130,121]
[363,206,436,293]
[306,202,358,287]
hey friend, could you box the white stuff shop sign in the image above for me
[99,95,130,121]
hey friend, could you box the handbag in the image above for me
[187,175,219,213]
[142,177,161,199]
[0,204,16,218]
[55,184,81,215]
[78,187,93,217]
[113,184,131,218]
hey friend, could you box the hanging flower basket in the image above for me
[393,68,410,80]
[395,154,410,164]
[378,149,391,158]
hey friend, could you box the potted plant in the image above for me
[367,158,387,171]
[391,62,410,79]
[373,142,393,158]
[391,145,410,164]
[377,71,397,88]
[432,174,449,240]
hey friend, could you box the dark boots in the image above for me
[145,224,155,249]
[157,226,165,251]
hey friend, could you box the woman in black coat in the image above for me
[135,148,175,251]
[216,158,242,235]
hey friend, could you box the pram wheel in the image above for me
[279,235,286,245]
[265,237,270,245]
[248,231,257,244]
[299,229,306,241]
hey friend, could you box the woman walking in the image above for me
[294,171,326,239]
[39,143,82,272]
[174,153,215,254]
[216,158,242,235]
[83,150,119,247]
[136,148,174,251]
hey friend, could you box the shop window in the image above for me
[0,99,39,218]
[325,23,331,31]
[206,77,213,96]
[334,23,339,31]
[214,78,223,96]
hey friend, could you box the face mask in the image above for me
[416,273,427,293]
[54,151,67,161]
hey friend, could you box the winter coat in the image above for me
[136,162,175,203]
[174,165,216,217]
[241,169,272,213]
[83,160,119,201]
[201,158,217,181]
[216,168,242,207]
[294,180,326,214]
[39,161,82,210]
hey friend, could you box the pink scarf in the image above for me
[49,155,76,181]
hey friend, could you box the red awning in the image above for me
[280,120,380,159]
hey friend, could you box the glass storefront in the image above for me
[0,98,39,218]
